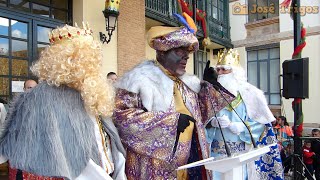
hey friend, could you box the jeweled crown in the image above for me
[48,22,93,44]
[217,48,240,67]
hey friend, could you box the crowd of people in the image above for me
[272,115,320,180]
[0,15,319,180]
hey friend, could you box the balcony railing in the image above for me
[145,0,178,26]
[145,0,232,48]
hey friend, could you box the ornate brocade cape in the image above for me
[0,83,126,180]
[113,60,233,180]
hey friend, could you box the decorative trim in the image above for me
[245,17,279,29]
[232,26,320,48]
[226,93,243,111]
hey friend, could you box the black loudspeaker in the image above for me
[282,58,309,99]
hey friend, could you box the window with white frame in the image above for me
[208,0,224,22]
[248,0,279,22]
[0,1,69,102]
[195,49,208,80]
[247,45,280,105]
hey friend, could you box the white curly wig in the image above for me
[31,25,114,117]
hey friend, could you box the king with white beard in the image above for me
[206,49,284,180]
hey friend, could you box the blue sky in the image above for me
[0,17,50,54]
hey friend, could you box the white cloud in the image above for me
[0,44,9,55]
[12,40,27,52]
[38,27,51,43]
[12,29,27,39]
[0,17,17,27]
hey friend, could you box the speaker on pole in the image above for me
[282,58,309,99]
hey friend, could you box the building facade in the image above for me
[0,0,319,177]
[144,0,232,79]
[229,0,320,127]
[0,0,317,125]
[0,0,232,101]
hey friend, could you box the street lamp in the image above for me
[100,0,120,44]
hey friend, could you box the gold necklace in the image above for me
[95,115,114,174]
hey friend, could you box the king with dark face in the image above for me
[156,47,191,77]
[112,14,233,180]
[145,23,199,78]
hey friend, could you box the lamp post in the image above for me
[292,0,303,179]
[192,0,198,75]
[100,0,120,44]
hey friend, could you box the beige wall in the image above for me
[281,35,320,124]
[235,47,247,71]
[73,0,118,76]
[74,0,201,78]
[229,0,247,41]
[280,1,320,32]
[228,0,320,125]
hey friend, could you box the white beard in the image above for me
[218,72,275,125]
[218,73,239,96]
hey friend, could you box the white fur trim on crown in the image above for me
[115,60,201,112]
[216,65,232,70]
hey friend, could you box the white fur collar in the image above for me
[238,82,274,124]
[116,60,201,111]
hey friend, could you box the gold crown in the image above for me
[48,22,93,44]
[217,48,240,67]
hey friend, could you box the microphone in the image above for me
[215,114,232,157]
[217,88,258,149]
[202,60,252,154]
[205,86,232,157]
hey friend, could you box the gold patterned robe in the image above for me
[113,60,233,180]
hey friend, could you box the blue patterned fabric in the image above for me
[206,95,284,180]
[206,97,266,156]
[255,123,284,180]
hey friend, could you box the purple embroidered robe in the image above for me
[113,61,233,180]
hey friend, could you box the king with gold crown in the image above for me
[216,48,240,68]
[205,48,284,179]
[0,24,127,180]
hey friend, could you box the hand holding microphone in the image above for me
[211,115,231,128]
[228,122,246,135]
[210,114,232,157]
[203,61,221,89]
[211,115,246,135]
[202,61,235,98]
